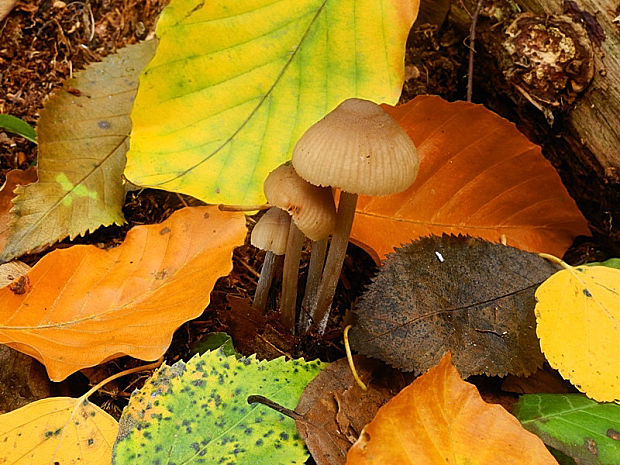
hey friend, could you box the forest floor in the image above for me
[0,0,612,430]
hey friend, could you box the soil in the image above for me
[0,0,613,439]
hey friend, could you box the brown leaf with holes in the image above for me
[0,206,246,381]
[350,235,560,377]
[350,96,589,263]
[295,356,411,465]
[346,353,557,465]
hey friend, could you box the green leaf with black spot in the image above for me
[112,349,325,464]
[514,393,620,465]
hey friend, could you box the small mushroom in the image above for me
[250,207,290,312]
[263,162,336,332]
[292,98,419,332]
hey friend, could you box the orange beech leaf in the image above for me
[0,206,246,381]
[346,353,557,465]
[350,96,589,262]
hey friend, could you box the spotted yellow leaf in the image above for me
[535,262,620,402]
[124,0,420,206]
[0,396,118,464]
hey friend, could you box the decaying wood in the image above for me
[450,0,620,250]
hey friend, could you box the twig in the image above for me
[247,395,304,421]
[467,0,484,102]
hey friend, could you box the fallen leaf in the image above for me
[0,168,37,250]
[0,396,118,464]
[0,345,50,413]
[346,353,557,465]
[0,206,246,381]
[350,96,590,262]
[535,264,620,402]
[113,349,325,464]
[589,258,620,270]
[295,356,411,465]
[0,40,157,262]
[349,235,560,377]
[0,114,36,142]
[124,0,420,206]
[0,260,30,288]
[501,367,573,395]
[514,393,620,465]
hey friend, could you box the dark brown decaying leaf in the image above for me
[0,40,157,262]
[349,235,560,377]
[295,356,411,465]
[0,345,50,414]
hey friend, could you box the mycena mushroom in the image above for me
[292,98,419,332]
[263,162,336,332]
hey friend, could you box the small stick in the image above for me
[219,204,270,212]
[247,395,304,421]
[466,0,484,102]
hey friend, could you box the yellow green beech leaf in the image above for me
[535,262,620,402]
[0,397,118,464]
[125,0,420,206]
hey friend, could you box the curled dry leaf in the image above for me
[295,356,411,465]
[350,235,560,377]
[0,168,37,251]
[351,96,589,263]
[0,206,246,381]
[346,353,557,465]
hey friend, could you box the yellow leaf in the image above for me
[346,353,557,465]
[535,264,620,402]
[125,0,419,206]
[0,397,118,464]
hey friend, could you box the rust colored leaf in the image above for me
[346,353,558,465]
[350,96,589,263]
[295,356,411,465]
[350,235,560,377]
[0,206,246,381]
[0,168,37,250]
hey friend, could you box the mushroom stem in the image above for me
[309,191,358,331]
[298,238,328,333]
[252,251,277,312]
[280,221,304,333]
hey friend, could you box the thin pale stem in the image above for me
[252,251,277,312]
[280,221,304,332]
[298,238,328,333]
[309,191,358,332]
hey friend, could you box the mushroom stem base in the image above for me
[280,221,304,333]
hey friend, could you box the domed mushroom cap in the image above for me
[264,163,336,241]
[292,98,419,196]
[251,207,291,255]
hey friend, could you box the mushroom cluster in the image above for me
[251,98,419,334]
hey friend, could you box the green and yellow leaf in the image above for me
[124,0,419,206]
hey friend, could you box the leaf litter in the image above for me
[349,234,561,377]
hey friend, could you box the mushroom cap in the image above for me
[292,98,419,196]
[251,207,290,255]
[264,163,336,241]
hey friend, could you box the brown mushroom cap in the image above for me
[263,163,336,241]
[292,98,419,196]
[250,207,291,255]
